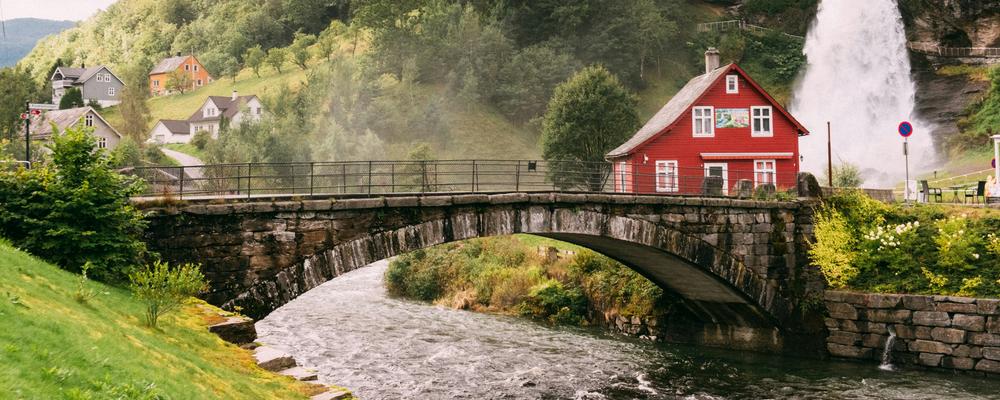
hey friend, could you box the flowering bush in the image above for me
[811,190,1000,297]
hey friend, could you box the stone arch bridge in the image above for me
[140,193,826,354]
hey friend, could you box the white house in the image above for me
[26,107,123,150]
[148,90,264,143]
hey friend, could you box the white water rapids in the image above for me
[791,0,933,187]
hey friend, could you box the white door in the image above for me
[704,162,728,195]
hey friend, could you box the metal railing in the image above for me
[122,160,800,200]
[906,43,1000,58]
[696,20,805,41]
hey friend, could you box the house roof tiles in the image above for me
[150,56,188,75]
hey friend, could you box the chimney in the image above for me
[176,52,181,57]
[80,62,85,68]
[705,47,720,74]
[231,89,238,101]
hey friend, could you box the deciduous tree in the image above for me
[59,87,84,109]
[541,66,638,191]
[244,45,266,78]
[267,47,288,73]
[166,69,193,94]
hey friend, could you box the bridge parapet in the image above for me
[141,193,824,354]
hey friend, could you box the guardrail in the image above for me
[121,160,799,200]
[906,43,1000,58]
[696,20,805,41]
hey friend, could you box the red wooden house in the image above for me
[607,48,809,195]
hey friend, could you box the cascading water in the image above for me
[879,325,898,371]
[791,0,933,187]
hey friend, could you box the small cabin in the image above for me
[606,48,809,195]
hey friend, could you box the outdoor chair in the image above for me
[920,180,942,203]
[965,181,987,204]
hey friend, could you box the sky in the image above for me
[1,0,117,21]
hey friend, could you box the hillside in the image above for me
[0,18,75,67]
[0,240,322,398]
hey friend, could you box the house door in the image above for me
[704,163,728,195]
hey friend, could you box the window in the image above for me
[751,106,773,137]
[255,107,262,115]
[618,162,627,193]
[97,137,107,149]
[692,106,714,137]
[107,87,116,96]
[153,80,159,87]
[655,161,679,193]
[85,114,94,127]
[754,160,776,187]
[197,79,203,86]
[194,65,199,72]
[185,64,190,71]
[726,75,738,94]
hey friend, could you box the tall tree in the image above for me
[0,67,42,142]
[118,62,153,140]
[244,45,266,78]
[290,33,317,69]
[541,66,638,191]
[166,69,193,94]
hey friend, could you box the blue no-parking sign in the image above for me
[898,121,913,138]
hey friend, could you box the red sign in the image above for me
[19,113,28,120]
[898,121,913,138]
[30,109,41,115]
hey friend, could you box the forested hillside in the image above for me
[11,0,810,162]
[0,19,75,67]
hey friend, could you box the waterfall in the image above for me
[879,325,897,371]
[790,0,933,187]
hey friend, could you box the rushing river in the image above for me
[257,261,999,399]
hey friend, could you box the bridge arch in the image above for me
[142,193,823,353]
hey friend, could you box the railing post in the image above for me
[367,161,373,195]
[309,162,315,196]
[420,160,427,193]
[178,166,184,200]
[515,161,520,192]
[471,160,476,192]
[247,163,252,199]
[341,164,346,194]
[391,163,395,193]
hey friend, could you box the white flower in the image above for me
[974,254,980,259]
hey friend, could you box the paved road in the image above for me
[159,147,205,180]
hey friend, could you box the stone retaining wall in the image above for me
[824,291,1000,375]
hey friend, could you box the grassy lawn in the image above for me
[0,241,323,399]
[164,143,207,161]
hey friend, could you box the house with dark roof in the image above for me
[50,65,124,107]
[147,90,263,143]
[606,48,808,195]
[149,53,212,96]
[25,107,123,150]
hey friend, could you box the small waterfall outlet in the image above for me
[791,0,932,187]
[879,325,898,371]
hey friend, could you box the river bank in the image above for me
[257,260,1000,399]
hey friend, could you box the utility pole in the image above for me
[827,121,832,187]
[23,101,30,168]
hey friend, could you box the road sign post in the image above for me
[899,121,913,204]
[24,102,30,168]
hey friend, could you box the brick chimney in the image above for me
[705,47,720,74]
[231,89,238,101]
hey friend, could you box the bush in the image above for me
[129,261,206,328]
[0,125,148,281]
[190,130,212,150]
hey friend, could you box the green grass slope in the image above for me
[0,241,318,399]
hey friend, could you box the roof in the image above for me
[150,56,188,75]
[51,66,122,84]
[27,107,122,140]
[51,67,85,80]
[187,95,260,122]
[606,64,809,159]
[156,120,190,135]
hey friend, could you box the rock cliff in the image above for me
[899,0,1000,48]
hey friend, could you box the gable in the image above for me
[607,64,808,159]
[80,66,124,86]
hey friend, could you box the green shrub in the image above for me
[517,280,587,324]
[129,261,206,328]
[0,125,148,281]
[190,130,212,150]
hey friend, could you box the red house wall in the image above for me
[613,70,801,195]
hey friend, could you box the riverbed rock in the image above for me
[254,347,297,372]
[279,366,318,381]
[312,389,352,400]
[208,316,257,345]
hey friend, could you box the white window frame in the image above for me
[704,162,729,195]
[754,159,776,187]
[655,160,679,193]
[726,75,738,94]
[751,106,773,137]
[692,106,714,137]
[185,64,190,71]
[84,114,94,127]
[107,87,116,96]
[153,79,159,87]
[97,137,107,149]
[618,162,628,193]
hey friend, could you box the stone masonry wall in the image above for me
[824,291,1000,375]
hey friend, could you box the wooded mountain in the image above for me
[0,18,75,67]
